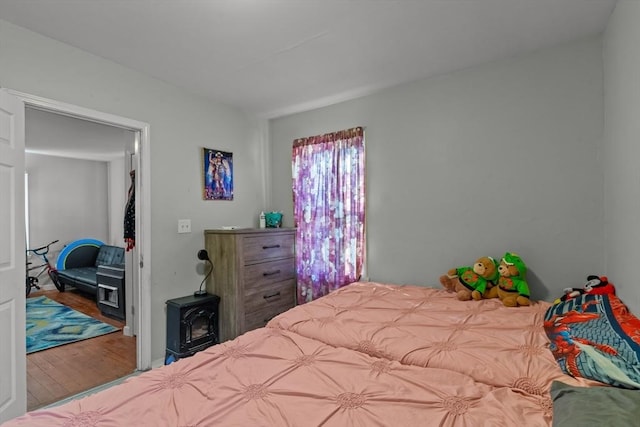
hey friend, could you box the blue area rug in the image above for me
[26,296,120,354]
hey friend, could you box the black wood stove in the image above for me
[165,293,220,364]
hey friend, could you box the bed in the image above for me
[4,282,639,426]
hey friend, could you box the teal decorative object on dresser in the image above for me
[265,212,283,228]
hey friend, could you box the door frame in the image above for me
[8,89,152,371]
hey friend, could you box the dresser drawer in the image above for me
[244,279,295,314]
[243,233,295,263]
[244,258,295,291]
[244,301,294,332]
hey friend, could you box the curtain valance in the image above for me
[293,127,363,148]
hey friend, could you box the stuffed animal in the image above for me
[439,256,499,301]
[486,252,531,307]
[556,275,616,303]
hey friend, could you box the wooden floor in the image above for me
[26,289,137,411]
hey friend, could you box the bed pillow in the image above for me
[544,294,640,388]
[551,381,640,427]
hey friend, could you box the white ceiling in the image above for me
[1,0,616,119]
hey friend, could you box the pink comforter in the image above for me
[4,327,549,426]
[269,282,597,394]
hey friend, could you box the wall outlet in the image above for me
[178,219,191,234]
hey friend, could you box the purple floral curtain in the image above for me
[292,127,366,303]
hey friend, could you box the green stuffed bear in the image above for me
[440,256,500,301]
[486,252,531,307]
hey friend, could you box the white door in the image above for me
[0,90,26,422]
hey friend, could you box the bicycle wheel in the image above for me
[26,276,38,297]
[49,270,65,292]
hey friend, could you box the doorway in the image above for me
[10,90,152,380]
[23,107,138,410]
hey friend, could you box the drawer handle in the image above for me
[263,291,281,300]
[263,269,281,277]
[262,244,281,250]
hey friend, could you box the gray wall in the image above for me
[108,157,126,247]
[25,153,108,279]
[25,107,134,250]
[270,36,605,302]
[603,1,640,315]
[1,19,265,360]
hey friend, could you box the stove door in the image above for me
[182,307,218,351]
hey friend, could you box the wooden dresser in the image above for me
[203,228,296,342]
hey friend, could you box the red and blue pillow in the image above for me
[544,293,640,389]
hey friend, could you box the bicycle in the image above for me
[26,240,62,296]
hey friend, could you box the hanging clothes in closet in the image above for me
[124,169,135,251]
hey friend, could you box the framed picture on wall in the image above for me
[203,148,233,200]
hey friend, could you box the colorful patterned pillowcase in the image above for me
[544,294,640,389]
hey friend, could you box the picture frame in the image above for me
[202,148,233,200]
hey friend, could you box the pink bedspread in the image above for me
[268,282,598,394]
[4,327,550,426]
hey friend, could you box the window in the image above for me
[292,127,366,303]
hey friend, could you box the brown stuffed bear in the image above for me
[440,256,499,301]
[485,252,531,307]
